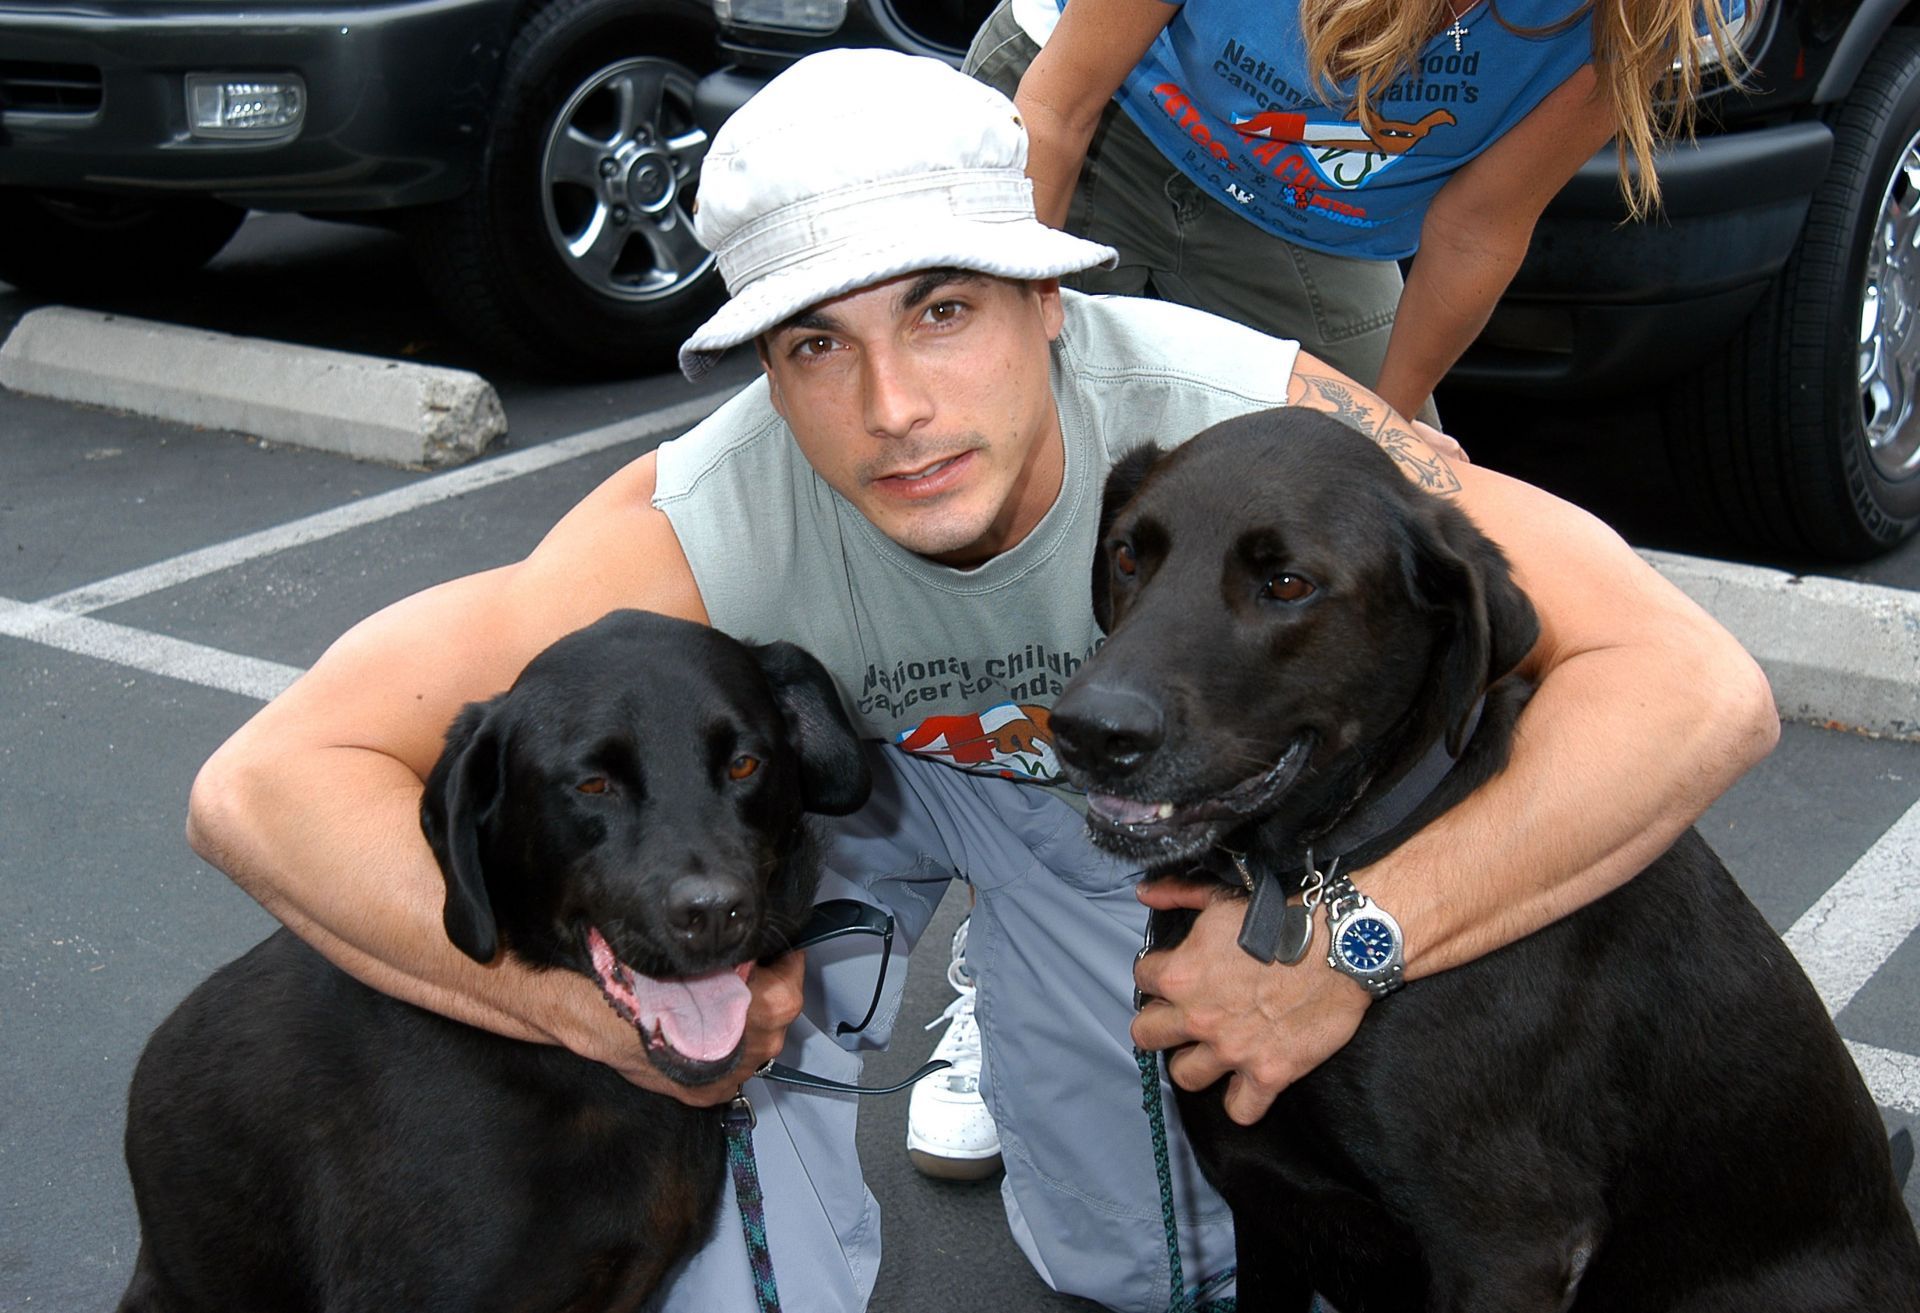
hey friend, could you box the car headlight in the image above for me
[713,0,847,34]
[185,74,306,140]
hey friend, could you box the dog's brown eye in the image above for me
[1113,542,1137,577]
[576,777,610,795]
[1263,573,1316,603]
[728,754,761,781]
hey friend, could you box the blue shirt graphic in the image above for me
[1101,0,1598,259]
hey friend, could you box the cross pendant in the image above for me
[1445,18,1469,50]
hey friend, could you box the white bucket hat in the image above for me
[677,47,1118,380]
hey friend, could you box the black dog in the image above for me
[1051,410,1920,1312]
[118,609,869,1313]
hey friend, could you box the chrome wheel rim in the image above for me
[539,57,714,304]
[1859,126,1920,484]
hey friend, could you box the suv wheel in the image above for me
[1669,28,1920,560]
[413,0,724,378]
[0,191,246,296]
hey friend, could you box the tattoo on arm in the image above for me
[1288,366,1463,496]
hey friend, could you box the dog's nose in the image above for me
[1051,683,1164,776]
[667,876,750,956]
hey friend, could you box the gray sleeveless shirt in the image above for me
[653,291,1299,788]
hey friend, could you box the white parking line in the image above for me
[1785,792,1920,1017]
[1,598,301,701]
[1783,795,1920,1116]
[1849,1041,1920,1116]
[4,390,734,700]
[36,390,735,617]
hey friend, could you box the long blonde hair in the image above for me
[1299,0,1745,216]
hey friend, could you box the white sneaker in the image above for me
[906,918,1003,1180]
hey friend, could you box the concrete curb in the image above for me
[1644,549,1920,741]
[0,307,505,469]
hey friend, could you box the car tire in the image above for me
[1668,27,1920,560]
[0,191,247,296]
[412,0,725,378]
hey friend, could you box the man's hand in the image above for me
[570,951,809,1107]
[1130,882,1370,1126]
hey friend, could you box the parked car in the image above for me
[0,0,729,377]
[4,0,1914,559]
[694,0,988,118]
[696,0,1919,561]
[1442,0,1920,561]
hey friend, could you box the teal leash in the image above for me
[727,1049,1237,1313]
[707,901,949,1313]
[723,1095,782,1313]
[1137,1046,1237,1312]
[717,1059,950,1313]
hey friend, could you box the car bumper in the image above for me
[0,0,516,211]
[695,0,971,134]
[1447,119,1834,398]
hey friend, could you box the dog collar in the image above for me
[1233,696,1483,967]
[1315,695,1483,861]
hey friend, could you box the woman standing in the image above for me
[967,0,1742,420]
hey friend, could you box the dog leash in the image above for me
[721,1095,782,1313]
[719,900,953,1313]
[1137,1044,1238,1313]
[720,1061,950,1313]
[1131,911,1235,1311]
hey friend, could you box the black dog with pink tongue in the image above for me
[117,610,870,1313]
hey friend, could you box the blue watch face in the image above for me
[1338,916,1396,971]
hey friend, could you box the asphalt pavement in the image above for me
[3,214,1918,1311]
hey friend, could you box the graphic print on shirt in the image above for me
[1229,104,1459,191]
[894,704,1060,782]
[1145,89,1458,235]
[1116,0,1609,260]
[857,641,1093,783]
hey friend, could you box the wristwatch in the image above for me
[1323,873,1405,999]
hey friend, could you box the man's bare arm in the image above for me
[186,453,798,1104]
[1288,363,1464,495]
[1134,353,1779,1124]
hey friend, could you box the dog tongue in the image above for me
[628,963,752,1064]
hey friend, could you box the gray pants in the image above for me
[964,0,1440,426]
[651,747,1235,1311]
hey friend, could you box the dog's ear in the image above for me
[1092,443,1165,632]
[752,640,872,816]
[419,700,506,963]
[1404,501,1541,755]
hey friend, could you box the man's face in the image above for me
[759,271,1066,568]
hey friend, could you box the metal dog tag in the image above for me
[1272,901,1314,965]
[1238,870,1309,965]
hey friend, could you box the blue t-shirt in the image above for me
[1103,0,1596,259]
